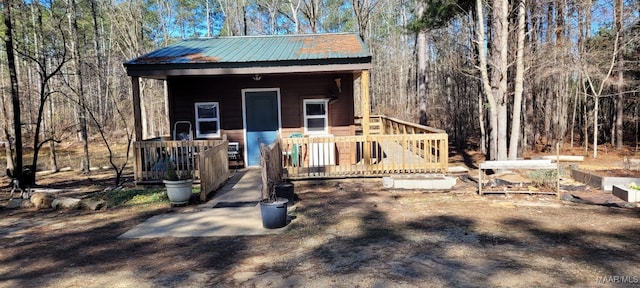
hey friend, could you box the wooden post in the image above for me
[441,137,448,172]
[478,169,483,195]
[131,76,143,141]
[260,143,269,200]
[556,142,561,200]
[361,70,371,168]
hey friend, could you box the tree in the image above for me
[351,0,378,39]
[508,0,526,160]
[614,0,624,150]
[581,30,620,159]
[66,0,91,173]
[300,0,321,33]
[16,0,70,178]
[3,0,23,178]
[218,0,248,36]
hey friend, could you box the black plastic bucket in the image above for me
[275,182,295,201]
[260,198,289,229]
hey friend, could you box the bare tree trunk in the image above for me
[509,0,526,160]
[416,1,428,125]
[491,0,510,160]
[90,0,107,124]
[301,0,321,33]
[615,0,624,150]
[0,51,15,172]
[570,83,578,148]
[69,0,91,173]
[206,0,212,37]
[288,0,301,33]
[478,92,486,155]
[584,32,619,159]
[475,0,497,159]
[3,0,23,176]
[48,97,58,172]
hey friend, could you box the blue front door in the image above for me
[244,90,280,166]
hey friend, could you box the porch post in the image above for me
[131,76,143,141]
[361,70,370,137]
[361,70,371,169]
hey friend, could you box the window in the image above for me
[195,102,220,138]
[303,99,329,135]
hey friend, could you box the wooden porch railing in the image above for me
[133,139,227,184]
[283,116,448,179]
[198,140,230,201]
[355,115,446,135]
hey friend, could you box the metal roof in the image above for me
[124,33,371,76]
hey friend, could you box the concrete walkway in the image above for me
[119,168,289,238]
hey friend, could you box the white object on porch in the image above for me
[309,134,335,167]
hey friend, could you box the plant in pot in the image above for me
[259,180,289,229]
[163,162,193,205]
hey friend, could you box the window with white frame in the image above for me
[303,99,329,135]
[195,102,220,138]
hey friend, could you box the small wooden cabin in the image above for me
[125,33,448,189]
[125,33,370,166]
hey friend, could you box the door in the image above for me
[243,89,280,166]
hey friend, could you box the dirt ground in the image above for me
[0,151,639,287]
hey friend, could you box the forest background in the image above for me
[0,0,638,181]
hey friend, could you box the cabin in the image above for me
[124,33,448,199]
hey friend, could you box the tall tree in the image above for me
[352,0,377,40]
[615,0,624,150]
[3,0,22,176]
[68,0,91,173]
[19,3,69,178]
[415,1,428,126]
[300,0,321,32]
[508,0,526,159]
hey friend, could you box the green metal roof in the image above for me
[125,33,371,65]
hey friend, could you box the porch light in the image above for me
[252,74,262,81]
[334,77,342,93]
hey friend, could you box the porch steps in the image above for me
[382,174,457,190]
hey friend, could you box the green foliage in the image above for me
[407,0,475,32]
[163,162,193,180]
[528,170,558,188]
[96,188,169,208]
[629,183,640,191]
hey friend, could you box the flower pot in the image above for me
[163,179,193,205]
[260,198,289,229]
[275,182,294,201]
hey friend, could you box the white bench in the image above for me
[478,160,559,196]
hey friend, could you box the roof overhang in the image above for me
[125,58,372,80]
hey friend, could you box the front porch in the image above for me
[280,115,448,179]
[132,115,448,189]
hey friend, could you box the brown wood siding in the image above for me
[167,73,355,145]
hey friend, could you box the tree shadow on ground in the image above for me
[0,206,248,287]
[240,183,640,286]
[1,179,639,287]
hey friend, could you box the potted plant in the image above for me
[260,180,289,229]
[163,162,193,205]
